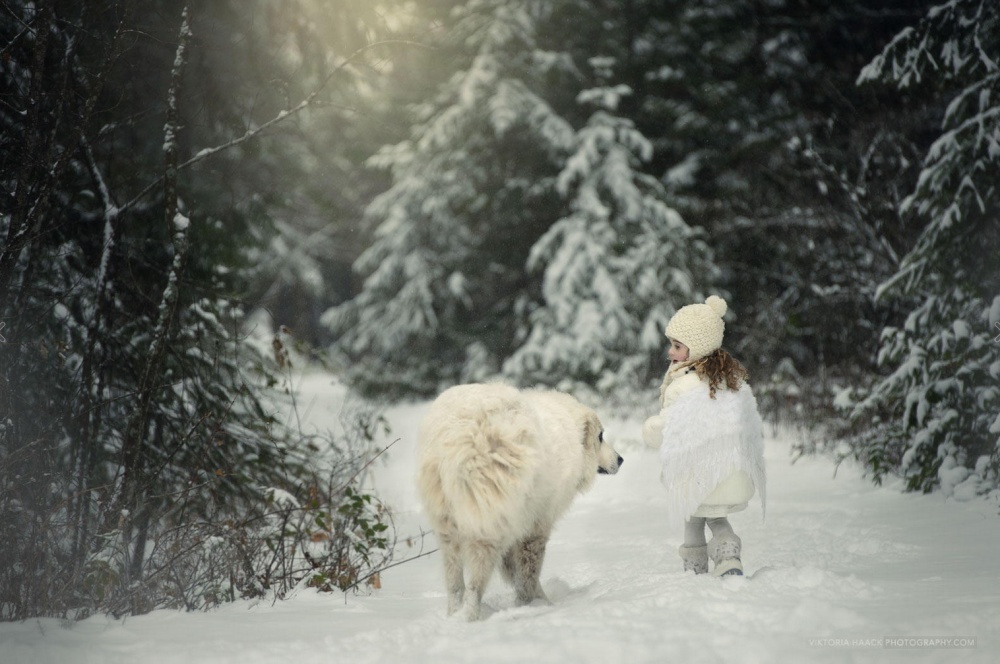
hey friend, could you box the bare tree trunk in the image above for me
[116,5,193,589]
[70,6,131,579]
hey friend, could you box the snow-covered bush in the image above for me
[132,467,393,613]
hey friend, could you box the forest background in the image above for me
[1,0,997,622]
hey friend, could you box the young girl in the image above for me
[642,296,766,577]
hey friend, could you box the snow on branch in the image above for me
[858,0,997,89]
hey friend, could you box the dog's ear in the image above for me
[582,413,602,449]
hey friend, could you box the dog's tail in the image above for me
[419,386,539,539]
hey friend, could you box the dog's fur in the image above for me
[417,383,622,620]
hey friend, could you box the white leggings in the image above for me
[684,516,735,547]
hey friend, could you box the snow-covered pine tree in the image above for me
[622,0,932,425]
[324,0,579,396]
[852,0,1000,495]
[503,58,714,393]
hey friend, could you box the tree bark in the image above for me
[115,5,193,587]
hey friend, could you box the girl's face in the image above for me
[668,338,689,364]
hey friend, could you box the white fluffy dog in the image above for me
[417,383,623,621]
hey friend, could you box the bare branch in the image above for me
[119,39,431,214]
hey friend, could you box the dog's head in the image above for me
[584,413,623,476]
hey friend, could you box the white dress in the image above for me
[643,366,766,528]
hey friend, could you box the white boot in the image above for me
[708,533,743,577]
[678,544,709,574]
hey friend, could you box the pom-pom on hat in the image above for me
[665,295,727,361]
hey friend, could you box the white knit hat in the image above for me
[665,295,727,361]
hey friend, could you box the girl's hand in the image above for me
[642,414,663,449]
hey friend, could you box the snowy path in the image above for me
[3,375,998,664]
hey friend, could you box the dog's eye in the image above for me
[598,431,604,444]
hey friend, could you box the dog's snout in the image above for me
[598,453,624,475]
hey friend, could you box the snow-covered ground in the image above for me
[3,373,997,664]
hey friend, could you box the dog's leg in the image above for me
[459,540,500,621]
[500,546,517,585]
[438,533,465,616]
[512,534,550,606]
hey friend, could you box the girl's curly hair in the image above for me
[690,349,749,398]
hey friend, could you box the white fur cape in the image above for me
[659,383,767,529]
